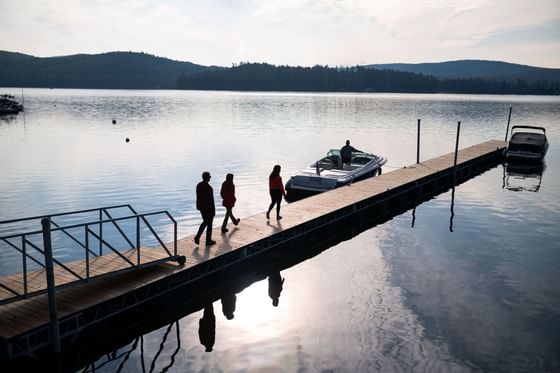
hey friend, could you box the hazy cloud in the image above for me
[0,0,558,67]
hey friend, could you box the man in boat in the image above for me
[340,140,361,165]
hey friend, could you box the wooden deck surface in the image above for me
[0,247,171,302]
[0,140,506,340]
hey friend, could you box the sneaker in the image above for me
[234,218,240,226]
[206,240,216,246]
[221,228,228,233]
[194,236,200,245]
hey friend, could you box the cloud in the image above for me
[0,0,558,67]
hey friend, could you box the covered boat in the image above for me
[0,94,24,115]
[504,125,548,161]
[285,149,387,201]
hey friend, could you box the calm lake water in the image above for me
[1,89,559,372]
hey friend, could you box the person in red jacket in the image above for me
[266,164,286,220]
[220,173,240,233]
[195,171,216,246]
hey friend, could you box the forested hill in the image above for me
[177,63,560,95]
[1,51,558,94]
[0,51,215,89]
[368,60,560,83]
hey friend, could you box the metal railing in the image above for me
[0,205,185,306]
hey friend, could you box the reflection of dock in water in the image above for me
[0,140,506,361]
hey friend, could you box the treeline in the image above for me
[176,63,560,95]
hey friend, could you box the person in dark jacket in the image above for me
[340,140,361,165]
[195,171,216,246]
[220,173,240,233]
[266,165,286,220]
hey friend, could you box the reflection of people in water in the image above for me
[268,271,285,307]
[221,293,236,320]
[198,304,216,352]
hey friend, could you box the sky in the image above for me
[1,0,559,68]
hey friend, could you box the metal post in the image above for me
[85,225,90,280]
[416,119,421,164]
[453,121,461,184]
[22,235,28,296]
[504,106,513,142]
[136,216,141,266]
[99,209,103,255]
[174,221,177,256]
[41,217,61,354]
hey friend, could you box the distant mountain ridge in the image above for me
[0,51,558,93]
[368,60,560,83]
[0,51,216,89]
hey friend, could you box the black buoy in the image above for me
[125,137,130,143]
[112,119,117,124]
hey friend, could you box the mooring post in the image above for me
[417,119,421,164]
[504,106,513,142]
[453,121,461,184]
[41,217,61,354]
[136,215,141,266]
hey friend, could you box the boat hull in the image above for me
[504,126,548,162]
[286,164,383,202]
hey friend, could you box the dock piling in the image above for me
[417,119,421,164]
[504,106,513,142]
[41,217,61,354]
[453,121,461,184]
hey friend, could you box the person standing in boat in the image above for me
[220,173,240,233]
[194,171,216,246]
[266,165,286,220]
[340,140,361,165]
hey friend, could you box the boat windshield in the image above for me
[327,149,341,157]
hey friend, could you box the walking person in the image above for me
[194,171,216,246]
[266,165,286,220]
[220,173,240,233]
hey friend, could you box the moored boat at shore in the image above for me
[0,94,24,115]
[504,125,548,161]
[285,149,387,201]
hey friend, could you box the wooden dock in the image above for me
[0,140,506,358]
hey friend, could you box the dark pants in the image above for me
[221,207,237,230]
[196,211,214,243]
[268,189,282,217]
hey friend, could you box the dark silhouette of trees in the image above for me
[1,51,558,94]
[176,63,559,95]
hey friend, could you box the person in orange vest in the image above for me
[266,165,286,220]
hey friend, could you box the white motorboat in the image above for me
[285,149,387,200]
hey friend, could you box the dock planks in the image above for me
[0,140,506,343]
